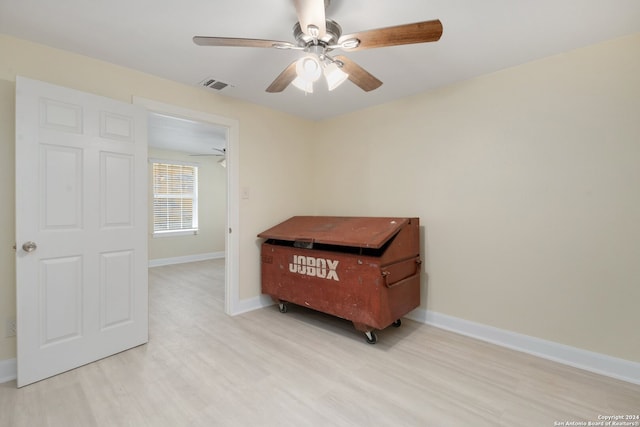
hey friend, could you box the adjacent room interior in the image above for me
[146,111,228,269]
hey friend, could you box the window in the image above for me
[152,161,198,235]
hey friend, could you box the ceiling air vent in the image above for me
[199,77,230,91]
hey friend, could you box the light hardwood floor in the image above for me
[1,259,638,426]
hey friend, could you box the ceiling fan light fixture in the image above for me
[295,55,322,83]
[324,62,348,91]
[292,76,314,93]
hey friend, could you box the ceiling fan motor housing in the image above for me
[294,19,342,47]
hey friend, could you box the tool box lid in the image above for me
[257,216,411,249]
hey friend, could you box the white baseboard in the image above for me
[0,358,16,384]
[406,308,640,385]
[148,251,225,268]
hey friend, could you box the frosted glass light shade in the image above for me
[295,56,322,83]
[324,62,348,91]
[292,76,314,93]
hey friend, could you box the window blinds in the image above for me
[152,162,198,232]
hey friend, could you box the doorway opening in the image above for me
[134,97,239,315]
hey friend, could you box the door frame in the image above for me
[133,97,239,315]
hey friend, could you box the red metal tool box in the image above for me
[258,216,421,343]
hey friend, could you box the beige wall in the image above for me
[0,34,315,360]
[312,33,640,362]
[147,148,226,260]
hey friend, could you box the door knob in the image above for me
[22,241,37,253]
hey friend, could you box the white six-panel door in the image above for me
[15,77,148,387]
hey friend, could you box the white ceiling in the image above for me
[148,112,227,155]
[1,0,640,122]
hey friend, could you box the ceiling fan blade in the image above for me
[293,0,327,37]
[188,153,224,157]
[193,36,294,49]
[266,61,298,93]
[189,148,225,157]
[334,56,382,92]
[339,20,443,51]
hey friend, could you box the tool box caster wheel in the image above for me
[365,331,377,344]
[278,303,288,313]
[392,319,402,328]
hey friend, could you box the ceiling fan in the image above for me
[189,147,227,167]
[193,0,442,93]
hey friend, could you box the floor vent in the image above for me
[199,77,230,91]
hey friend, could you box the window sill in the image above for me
[153,230,198,238]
